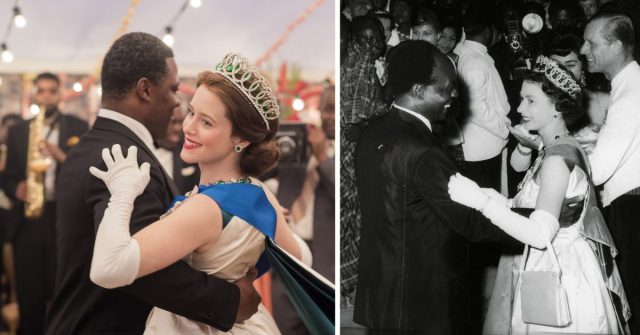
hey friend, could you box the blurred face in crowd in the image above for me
[412,23,441,46]
[320,88,335,140]
[549,8,578,29]
[377,16,393,43]
[33,78,61,112]
[550,51,583,83]
[391,1,411,25]
[157,104,186,150]
[349,0,372,18]
[437,27,458,54]
[517,81,557,131]
[355,24,386,57]
[579,0,598,20]
[580,19,617,78]
[372,0,387,10]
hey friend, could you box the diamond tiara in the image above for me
[214,53,280,130]
[532,55,582,99]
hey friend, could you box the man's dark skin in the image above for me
[100,57,260,322]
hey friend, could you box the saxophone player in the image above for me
[2,73,88,335]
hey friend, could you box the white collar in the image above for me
[97,108,156,153]
[392,103,432,131]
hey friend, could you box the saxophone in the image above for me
[24,106,51,219]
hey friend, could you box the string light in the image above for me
[162,26,174,47]
[13,6,26,28]
[1,44,13,63]
[292,97,305,111]
[72,82,83,92]
[189,0,202,8]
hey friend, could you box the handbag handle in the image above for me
[518,219,562,276]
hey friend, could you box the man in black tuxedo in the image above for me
[46,32,259,334]
[353,41,509,334]
[2,72,88,335]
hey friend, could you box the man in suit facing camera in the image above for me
[47,32,259,334]
[353,41,509,334]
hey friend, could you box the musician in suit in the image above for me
[353,41,509,334]
[46,32,259,335]
[2,72,89,335]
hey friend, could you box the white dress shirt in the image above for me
[456,40,510,161]
[589,61,640,206]
[97,109,158,160]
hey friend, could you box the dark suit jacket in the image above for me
[2,113,88,204]
[353,108,508,334]
[312,156,335,282]
[2,113,88,238]
[46,117,239,334]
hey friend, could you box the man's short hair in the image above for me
[101,32,174,101]
[413,7,441,31]
[33,72,60,86]
[462,4,492,37]
[590,12,635,57]
[387,40,436,97]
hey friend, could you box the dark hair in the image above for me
[1,113,22,126]
[33,72,60,86]
[463,5,492,37]
[101,32,174,101]
[413,7,441,31]
[524,68,588,132]
[350,15,384,37]
[387,40,436,97]
[589,12,635,57]
[546,28,584,57]
[196,71,279,177]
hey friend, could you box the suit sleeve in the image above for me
[316,156,335,201]
[414,148,508,243]
[2,124,25,202]
[85,161,240,331]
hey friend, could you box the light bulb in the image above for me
[30,104,39,115]
[189,0,202,8]
[73,82,83,92]
[162,27,174,47]
[292,98,305,111]
[1,49,13,63]
[14,14,26,28]
[162,33,174,47]
[96,85,102,96]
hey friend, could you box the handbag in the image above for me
[265,238,335,335]
[519,234,571,327]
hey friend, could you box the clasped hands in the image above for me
[448,173,508,211]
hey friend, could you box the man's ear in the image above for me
[136,78,152,102]
[611,40,623,57]
[412,83,425,99]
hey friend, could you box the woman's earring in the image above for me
[553,113,559,119]
[235,145,243,153]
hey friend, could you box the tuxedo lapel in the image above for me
[92,117,180,198]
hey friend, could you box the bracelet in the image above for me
[516,144,532,156]
[478,196,491,213]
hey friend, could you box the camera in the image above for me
[275,122,310,166]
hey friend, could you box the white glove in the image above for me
[481,188,509,208]
[89,145,150,202]
[88,145,150,289]
[448,173,489,211]
[482,200,559,249]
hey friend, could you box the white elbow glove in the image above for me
[482,200,559,249]
[292,233,313,267]
[89,145,150,288]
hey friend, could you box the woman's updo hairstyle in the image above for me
[196,70,280,177]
